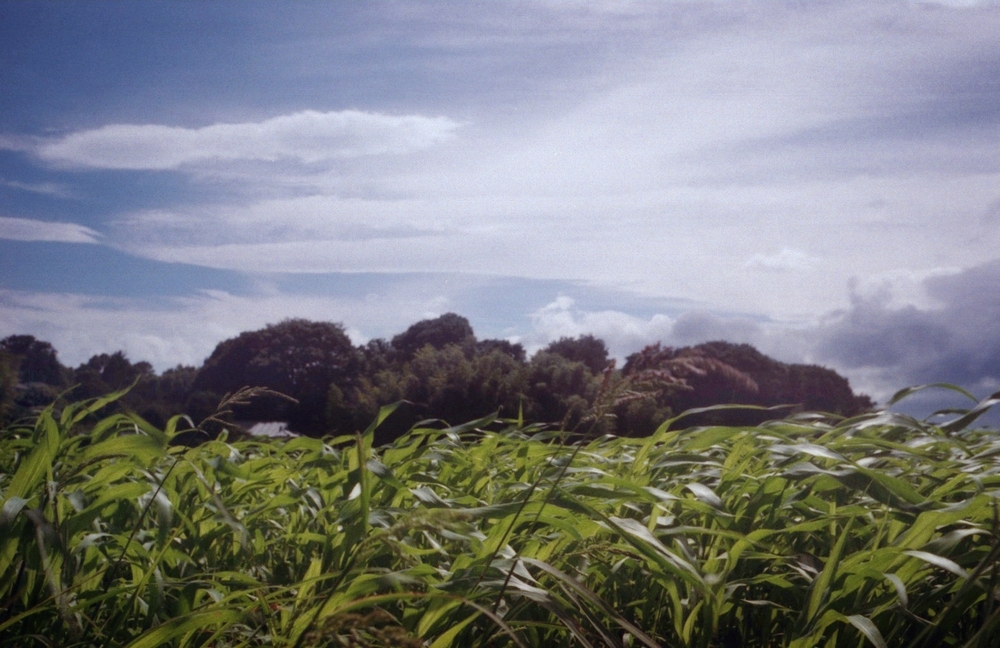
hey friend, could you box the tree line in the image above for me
[0,314,873,441]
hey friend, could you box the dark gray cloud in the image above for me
[814,259,1000,397]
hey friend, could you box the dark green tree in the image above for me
[544,335,610,374]
[391,313,475,360]
[525,351,602,430]
[0,335,67,386]
[154,365,199,408]
[193,319,362,434]
[689,341,872,416]
[621,341,871,427]
[47,351,159,423]
[74,351,153,394]
[0,351,18,423]
[476,339,527,363]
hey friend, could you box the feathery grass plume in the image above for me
[580,349,758,432]
[198,385,298,429]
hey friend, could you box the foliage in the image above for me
[0,321,875,437]
[72,351,154,401]
[193,319,362,433]
[3,386,997,646]
[0,336,71,424]
[476,339,527,364]
[390,313,476,360]
[0,335,67,387]
[545,335,611,374]
[525,351,602,430]
[623,342,872,427]
[0,351,17,421]
[351,343,528,440]
[693,341,874,415]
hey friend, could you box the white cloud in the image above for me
[519,296,775,361]
[0,216,101,244]
[745,248,819,272]
[36,110,463,170]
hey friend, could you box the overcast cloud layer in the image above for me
[2,0,1000,408]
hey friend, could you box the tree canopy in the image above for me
[1,335,66,386]
[390,312,475,359]
[193,319,361,432]
[1,319,874,439]
[544,334,610,374]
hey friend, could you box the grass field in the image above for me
[2,386,1000,646]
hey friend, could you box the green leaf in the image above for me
[845,614,888,648]
[522,557,661,648]
[941,389,1000,433]
[0,496,28,527]
[428,610,479,648]
[685,482,726,511]
[884,572,908,608]
[887,383,978,406]
[124,608,241,648]
[681,426,744,451]
[81,433,165,465]
[903,550,969,579]
[68,383,136,426]
[807,517,853,624]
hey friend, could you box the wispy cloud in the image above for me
[35,110,463,170]
[0,178,73,198]
[0,216,100,244]
[913,0,1000,6]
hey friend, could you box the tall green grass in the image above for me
[2,385,1000,646]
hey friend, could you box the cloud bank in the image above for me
[814,260,1000,398]
[519,257,1000,404]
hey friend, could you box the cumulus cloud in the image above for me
[35,110,463,170]
[0,216,101,244]
[519,296,776,361]
[521,296,674,357]
[512,259,1000,405]
[6,257,999,414]
[813,258,1000,399]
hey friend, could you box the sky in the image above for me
[2,0,1000,410]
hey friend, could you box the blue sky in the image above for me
[2,0,1000,406]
